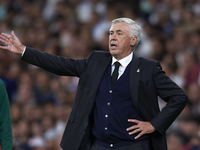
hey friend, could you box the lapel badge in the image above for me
[137,69,140,73]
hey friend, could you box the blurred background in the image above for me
[0,0,200,149]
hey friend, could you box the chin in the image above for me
[109,48,118,54]
[109,51,117,56]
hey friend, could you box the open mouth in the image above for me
[110,43,117,48]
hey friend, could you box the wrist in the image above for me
[19,44,25,55]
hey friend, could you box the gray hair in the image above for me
[110,18,143,51]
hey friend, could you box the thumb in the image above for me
[11,31,17,38]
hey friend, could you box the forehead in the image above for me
[110,22,130,32]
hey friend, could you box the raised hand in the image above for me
[0,31,25,55]
[126,119,155,139]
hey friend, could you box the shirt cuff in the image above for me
[21,47,26,57]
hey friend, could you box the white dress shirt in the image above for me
[21,47,26,56]
[111,52,133,79]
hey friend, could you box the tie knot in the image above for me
[114,62,121,68]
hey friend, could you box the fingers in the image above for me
[1,33,12,39]
[0,33,13,47]
[126,120,155,139]
[128,119,140,124]
[135,131,145,139]
[127,127,141,136]
[0,46,9,50]
[0,35,10,43]
[11,31,17,38]
[0,32,15,47]
[0,33,11,50]
[0,31,24,54]
[0,38,10,46]
[126,124,139,132]
[126,119,140,135]
[126,119,140,131]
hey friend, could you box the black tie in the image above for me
[111,62,121,85]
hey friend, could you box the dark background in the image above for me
[0,0,200,149]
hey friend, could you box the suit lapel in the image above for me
[130,54,142,114]
[92,53,112,97]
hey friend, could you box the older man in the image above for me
[0,18,187,150]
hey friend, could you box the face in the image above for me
[109,22,137,60]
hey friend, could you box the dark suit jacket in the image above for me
[22,47,188,150]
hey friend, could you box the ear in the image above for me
[130,36,137,47]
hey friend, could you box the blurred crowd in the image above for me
[0,0,200,150]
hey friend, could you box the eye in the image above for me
[118,32,122,35]
[110,32,113,35]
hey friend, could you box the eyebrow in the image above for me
[110,30,123,33]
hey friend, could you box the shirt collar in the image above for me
[112,52,133,68]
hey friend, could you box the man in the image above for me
[0,79,12,150]
[0,18,187,150]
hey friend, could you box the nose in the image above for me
[110,33,116,40]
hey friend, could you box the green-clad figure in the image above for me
[0,79,12,150]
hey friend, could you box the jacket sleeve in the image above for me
[150,62,188,134]
[21,47,89,77]
[0,80,12,150]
